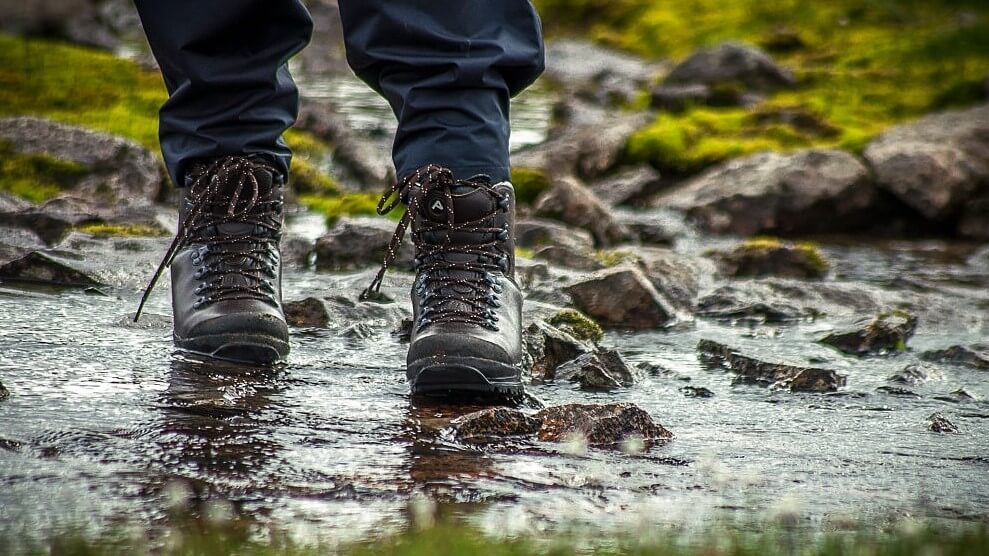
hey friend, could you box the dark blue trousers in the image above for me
[133,0,545,186]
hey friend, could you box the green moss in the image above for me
[740,236,830,275]
[594,249,639,267]
[0,142,87,203]
[535,2,989,174]
[514,246,535,259]
[300,193,401,226]
[290,158,339,196]
[547,308,605,343]
[510,167,551,204]
[76,223,169,237]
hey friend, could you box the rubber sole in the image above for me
[174,332,289,365]
[406,356,524,399]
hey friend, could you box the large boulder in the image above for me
[0,250,104,288]
[533,175,632,246]
[707,238,830,280]
[0,0,122,50]
[663,42,796,93]
[656,149,875,236]
[921,344,989,369]
[863,104,989,227]
[522,320,594,382]
[635,247,715,311]
[564,266,683,329]
[0,117,164,206]
[587,164,662,206]
[544,39,664,105]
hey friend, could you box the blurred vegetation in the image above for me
[0,34,357,218]
[535,0,989,175]
[6,519,989,556]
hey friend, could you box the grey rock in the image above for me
[555,349,637,390]
[875,386,920,398]
[0,380,8,401]
[533,175,632,246]
[535,403,673,446]
[934,389,978,404]
[695,279,888,323]
[295,99,394,189]
[958,194,989,240]
[0,251,103,287]
[284,297,331,328]
[544,39,663,105]
[656,149,875,236]
[314,216,412,271]
[698,339,847,392]
[0,0,120,50]
[920,344,989,369]
[928,412,959,434]
[863,104,989,223]
[587,165,661,206]
[819,311,918,356]
[616,209,688,247]
[664,42,796,92]
[650,84,714,112]
[888,363,942,385]
[0,117,164,206]
[636,247,714,311]
[522,321,594,382]
[565,266,681,329]
[681,386,715,398]
[707,240,829,280]
[515,218,595,253]
[532,244,602,270]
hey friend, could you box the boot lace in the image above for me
[360,165,511,332]
[134,156,282,321]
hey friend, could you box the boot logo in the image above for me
[430,200,444,212]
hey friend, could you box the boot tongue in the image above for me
[416,176,499,246]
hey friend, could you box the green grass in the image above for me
[535,0,989,174]
[300,192,403,226]
[7,520,989,556]
[75,223,170,237]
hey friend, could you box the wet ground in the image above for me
[2,213,988,543]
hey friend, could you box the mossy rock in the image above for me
[0,141,87,203]
[511,167,551,205]
[546,308,605,344]
[75,223,169,237]
[708,237,830,279]
[301,192,400,227]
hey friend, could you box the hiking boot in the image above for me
[136,155,289,364]
[362,165,524,398]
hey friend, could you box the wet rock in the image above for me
[920,344,989,369]
[515,218,595,254]
[280,233,316,266]
[512,110,650,181]
[532,245,602,271]
[555,350,637,390]
[314,216,413,271]
[928,412,959,434]
[888,363,942,385]
[663,42,796,94]
[863,104,989,225]
[0,117,164,206]
[636,247,714,311]
[533,175,632,246]
[695,279,887,323]
[875,386,920,398]
[617,210,687,247]
[656,150,875,236]
[819,311,918,356]
[284,297,331,328]
[522,321,594,381]
[0,381,8,401]
[0,251,103,287]
[340,322,376,340]
[934,389,978,404]
[544,39,663,105]
[698,339,846,392]
[391,317,413,343]
[0,196,162,246]
[564,266,681,329]
[0,193,30,213]
[534,403,673,446]
[545,308,604,344]
[587,165,661,207]
[296,0,349,75]
[958,195,989,240]
[681,386,715,398]
[707,238,829,280]
[449,408,543,443]
[295,99,394,189]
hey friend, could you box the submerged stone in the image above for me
[875,386,921,398]
[0,251,103,287]
[555,349,637,390]
[450,407,543,443]
[0,381,8,401]
[680,386,715,398]
[698,339,846,393]
[928,412,959,434]
[934,389,978,404]
[920,345,989,369]
[535,403,673,446]
[888,363,942,385]
[284,297,331,328]
[819,311,917,356]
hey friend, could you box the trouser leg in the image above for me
[133,0,313,185]
[338,0,545,183]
